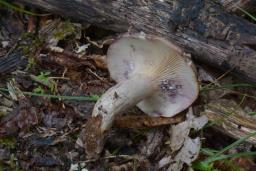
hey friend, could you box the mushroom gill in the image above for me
[84,33,199,158]
[93,33,198,132]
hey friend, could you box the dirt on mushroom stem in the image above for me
[82,74,156,158]
[93,74,157,132]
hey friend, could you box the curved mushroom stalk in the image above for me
[92,74,156,132]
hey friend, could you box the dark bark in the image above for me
[16,0,256,83]
[219,0,256,13]
[0,51,27,75]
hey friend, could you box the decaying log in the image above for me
[16,0,256,83]
[219,0,256,13]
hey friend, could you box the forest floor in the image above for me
[1,3,256,171]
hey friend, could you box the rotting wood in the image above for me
[218,0,256,13]
[16,0,256,83]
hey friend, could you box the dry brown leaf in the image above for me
[169,109,208,152]
[113,114,184,129]
[90,55,107,69]
[167,137,201,171]
[158,108,208,170]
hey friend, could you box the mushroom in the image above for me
[83,33,199,157]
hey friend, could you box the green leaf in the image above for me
[248,112,256,116]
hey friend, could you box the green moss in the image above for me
[33,71,56,93]
[26,56,36,70]
[0,136,16,149]
[19,33,44,70]
[53,21,77,40]
[20,33,43,53]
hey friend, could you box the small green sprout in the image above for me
[32,71,56,93]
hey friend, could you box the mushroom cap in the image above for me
[107,33,199,117]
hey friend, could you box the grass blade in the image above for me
[0,87,99,101]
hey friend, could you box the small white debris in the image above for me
[69,163,79,171]
[69,163,88,171]
[1,41,10,48]
[138,31,146,39]
[49,46,64,53]
[75,43,90,54]
[75,137,84,148]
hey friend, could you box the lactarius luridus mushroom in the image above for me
[83,33,199,158]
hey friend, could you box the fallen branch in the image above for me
[16,0,256,83]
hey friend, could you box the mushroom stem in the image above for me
[92,74,155,132]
